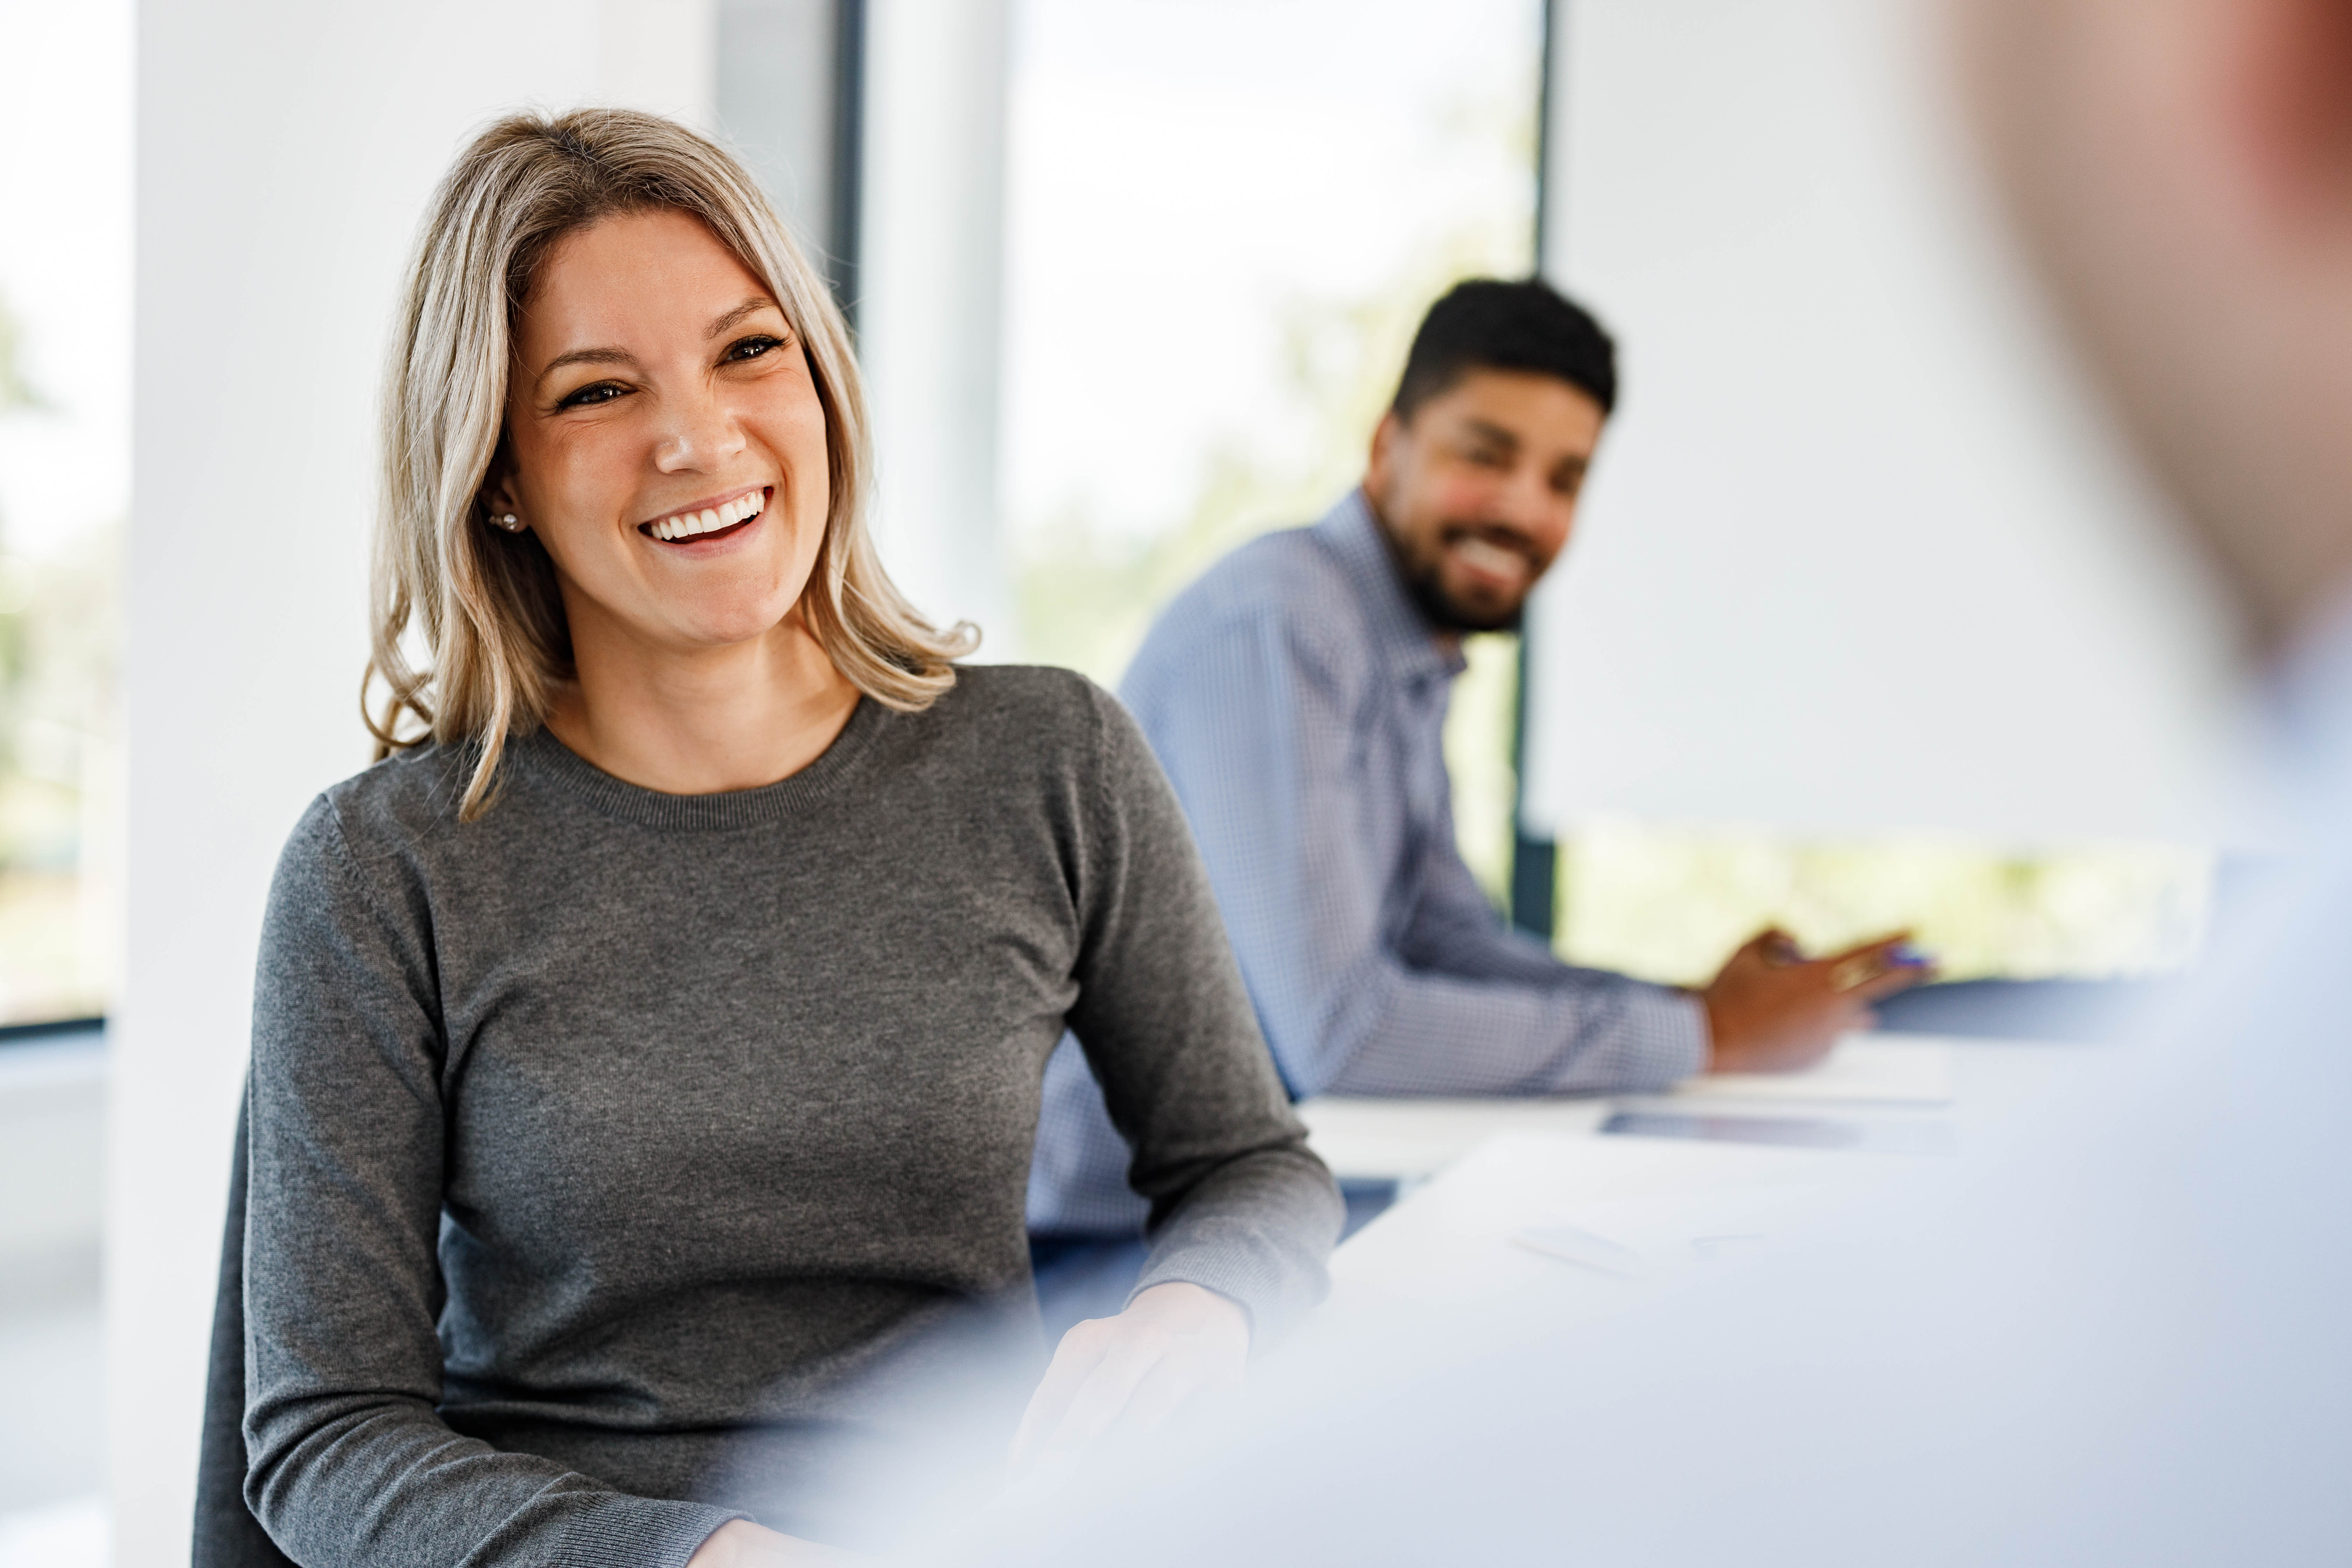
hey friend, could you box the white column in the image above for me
[114,6,709,1560]
[856,0,1015,655]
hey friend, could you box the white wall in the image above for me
[1525,0,2241,847]
[116,7,710,1560]
[600,0,720,129]
[858,0,1014,652]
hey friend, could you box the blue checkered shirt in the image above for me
[1026,491,1709,1236]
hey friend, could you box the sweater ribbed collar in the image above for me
[509,695,887,831]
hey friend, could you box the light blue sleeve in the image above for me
[1135,609,1709,1099]
[1391,771,1576,986]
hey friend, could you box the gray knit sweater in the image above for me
[241,665,1341,1565]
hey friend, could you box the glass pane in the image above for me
[1552,825,2212,985]
[0,1,128,1027]
[1001,0,1545,910]
[1001,0,1546,686]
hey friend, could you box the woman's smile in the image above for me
[639,484,771,546]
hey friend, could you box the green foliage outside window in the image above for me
[0,287,117,1023]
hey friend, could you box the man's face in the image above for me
[1362,368,1605,634]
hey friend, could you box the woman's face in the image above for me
[496,207,831,657]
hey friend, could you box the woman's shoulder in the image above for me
[288,741,476,874]
[912,664,1147,780]
[932,662,1113,727]
[263,743,474,937]
[322,739,474,825]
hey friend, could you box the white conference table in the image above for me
[1288,1032,2103,1332]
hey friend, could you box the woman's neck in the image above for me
[544,606,861,796]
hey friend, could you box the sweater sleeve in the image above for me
[241,797,743,1568]
[1058,684,1346,1348]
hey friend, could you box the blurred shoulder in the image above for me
[1127,525,1370,697]
[1164,525,1358,633]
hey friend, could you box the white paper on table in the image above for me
[1511,1187,1811,1280]
[1671,1036,1953,1107]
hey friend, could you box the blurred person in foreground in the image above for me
[979,0,2352,1562]
[1026,280,1927,1289]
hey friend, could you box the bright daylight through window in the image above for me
[0,5,125,1028]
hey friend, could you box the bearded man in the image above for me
[1026,279,1921,1262]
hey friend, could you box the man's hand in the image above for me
[1700,928,1932,1074]
[1009,1281,1249,1473]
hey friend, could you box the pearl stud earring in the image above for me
[494,512,523,533]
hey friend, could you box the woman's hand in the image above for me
[1009,1281,1251,1472]
[685,1519,869,1566]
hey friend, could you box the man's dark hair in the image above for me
[1391,278,1617,419]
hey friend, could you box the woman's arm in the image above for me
[1013,682,1345,1458]
[241,797,745,1567]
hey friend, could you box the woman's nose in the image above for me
[654,387,747,471]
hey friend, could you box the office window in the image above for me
[997,0,2209,981]
[999,0,1545,904]
[1551,825,2210,986]
[0,1,127,1026]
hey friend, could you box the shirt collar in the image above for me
[1312,489,1466,684]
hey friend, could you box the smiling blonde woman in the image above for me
[228,108,1340,1567]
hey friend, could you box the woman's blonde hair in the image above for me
[366,106,973,819]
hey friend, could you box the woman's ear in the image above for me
[477,435,527,533]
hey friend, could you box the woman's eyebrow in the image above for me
[705,296,780,339]
[534,346,639,393]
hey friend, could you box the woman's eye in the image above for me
[725,334,786,364]
[558,382,626,410]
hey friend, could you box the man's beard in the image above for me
[1392,525,1536,634]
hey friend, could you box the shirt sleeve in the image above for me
[1137,610,1709,1100]
[1059,683,1345,1346]
[1392,817,1578,986]
[241,798,743,1568]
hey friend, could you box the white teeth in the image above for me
[1454,536,1524,578]
[648,492,764,541]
